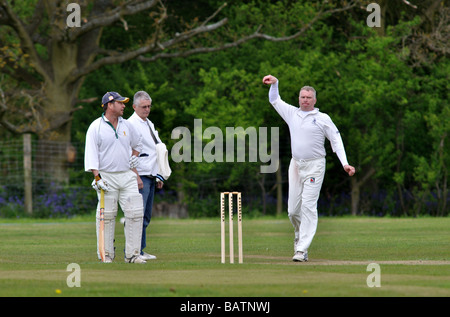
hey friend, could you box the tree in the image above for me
[411,60,449,216]
[182,67,278,215]
[0,0,357,184]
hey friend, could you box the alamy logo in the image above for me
[66,3,81,28]
[66,263,81,287]
[171,119,279,173]
[366,263,381,287]
[366,3,381,28]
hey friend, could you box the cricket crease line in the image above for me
[240,256,450,266]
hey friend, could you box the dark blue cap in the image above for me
[101,92,129,107]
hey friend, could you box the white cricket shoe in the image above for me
[140,252,157,260]
[292,251,308,262]
[125,255,147,264]
[103,255,113,263]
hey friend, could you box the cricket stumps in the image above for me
[220,192,243,264]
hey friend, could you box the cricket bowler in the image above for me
[263,75,356,262]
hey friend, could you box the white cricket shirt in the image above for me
[127,112,161,176]
[84,114,143,172]
[269,81,349,166]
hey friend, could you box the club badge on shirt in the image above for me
[310,177,315,183]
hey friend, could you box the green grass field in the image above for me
[0,216,449,300]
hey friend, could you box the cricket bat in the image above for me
[98,189,106,262]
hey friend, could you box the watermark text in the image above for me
[171,119,279,173]
[66,263,81,287]
[366,263,381,287]
[66,3,81,28]
[366,3,381,28]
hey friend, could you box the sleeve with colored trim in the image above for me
[84,120,100,172]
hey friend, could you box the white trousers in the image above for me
[288,157,325,253]
[96,170,144,260]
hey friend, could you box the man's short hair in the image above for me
[133,91,152,106]
[299,86,316,99]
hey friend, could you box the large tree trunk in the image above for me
[34,132,74,185]
[276,159,283,215]
[350,177,360,216]
[350,167,376,215]
[35,48,84,184]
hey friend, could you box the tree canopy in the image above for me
[0,0,448,217]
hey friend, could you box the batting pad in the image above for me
[97,196,117,259]
[123,194,144,259]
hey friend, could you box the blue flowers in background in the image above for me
[0,184,97,218]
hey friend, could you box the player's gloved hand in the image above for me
[129,155,139,169]
[92,177,109,192]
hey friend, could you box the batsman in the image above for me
[263,75,356,262]
[85,91,146,264]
